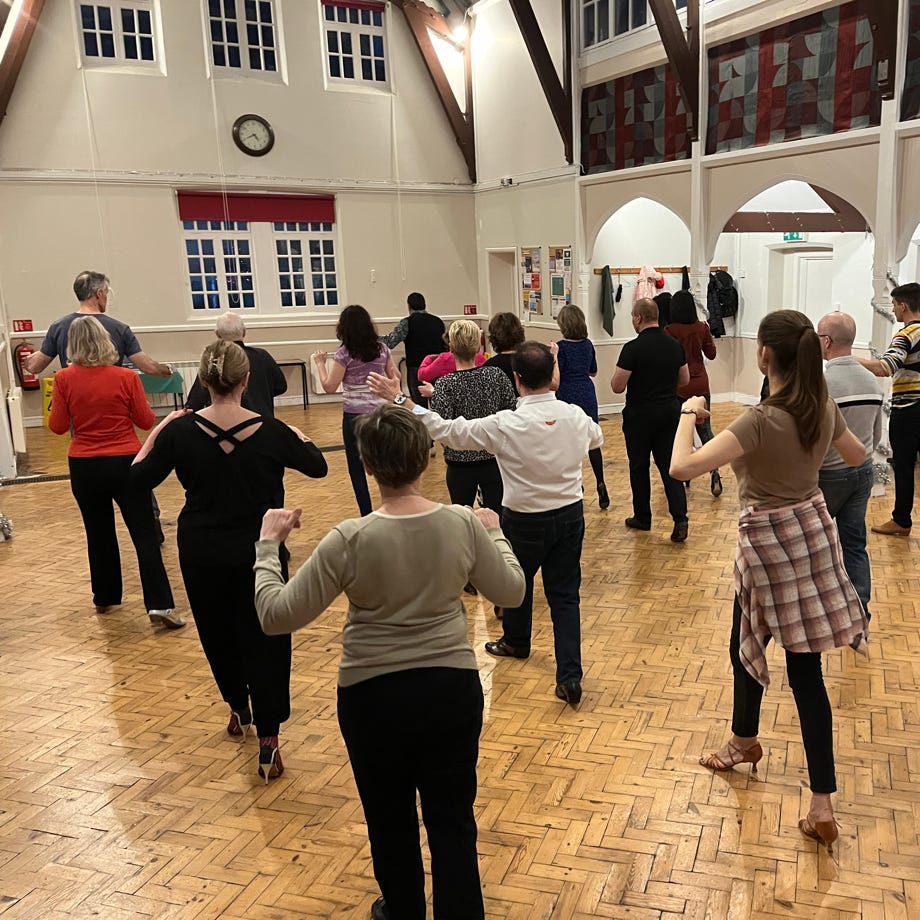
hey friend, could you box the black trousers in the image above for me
[180,556,292,737]
[500,501,584,683]
[445,459,503,512]
[889,401,920,528]
[338,668,485,920]
[407,365,429,409]
[68,455,173,610]
[728,597,836,793]
[622,402,688,525]
[343,412,373,516]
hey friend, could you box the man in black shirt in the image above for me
[611,297,690,542]
[380,292,446,408]
[186,313,287,417]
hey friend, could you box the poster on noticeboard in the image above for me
[549,246,572,318]
[521,246,542,314]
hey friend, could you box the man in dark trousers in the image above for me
[380,292,446,408]
[186,312,287,417]
[612,297,690,542]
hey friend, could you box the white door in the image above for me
[794,254,833,325]
[486,249,518,317]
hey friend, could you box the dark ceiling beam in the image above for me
[0,0,46,130]
[648,0,699,141]
[865,0,898,100]
[723,211,869,233]
[507,0,572,163]
[393,0,475,182]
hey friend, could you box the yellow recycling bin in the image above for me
[42,377,54,427]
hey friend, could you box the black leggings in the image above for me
[587,447,605,487]
[445,459,503,512]
[728,596,836,793]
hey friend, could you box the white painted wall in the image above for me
[470,0,568,183]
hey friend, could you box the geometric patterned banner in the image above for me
[706,0,880,154]
[581,63,691,174]
[903,0,920,120]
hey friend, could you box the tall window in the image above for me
[274,223,339,309]
[178,194,340,314]
[183,221,256,311]
[322,0,387,86]
[208,0,278,72]
[78,1,157,63]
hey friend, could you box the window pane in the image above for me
[260,1,273,23]
[584,6,595,46]
[138,10,152,32]
[295,292,306,307]
[229,46,241,67]
[124,36,138,59]
[213,44,226,66]
[375,60,385,81]
[362,59,372,81]
[281,292,293,307]
[121,8,134,30]
[614,0,628,34]
[322,240,334,254]
[249,48,261,69]
[343,58,354,79]
[140,37,154,60]
[81,5,96,28]
[101,34,116,57]
[202,240,215,255]
[632,0,646,28]
[98,6,112,30]
[264,50,276,70]
[84,33,99,56]
[290,241,302,255]
[597,0,609,41]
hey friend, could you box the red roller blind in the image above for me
[321,0,386,11]
[177,192,336,223]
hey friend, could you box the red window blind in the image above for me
[321,0,386,12]
[177,192,336,223]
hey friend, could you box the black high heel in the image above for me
[598,483,610,510]
[711,470,723,497]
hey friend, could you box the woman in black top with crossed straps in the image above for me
[132,341,327,782]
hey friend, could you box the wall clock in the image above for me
[232,114,274,157]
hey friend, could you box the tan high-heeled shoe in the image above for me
[799,814,839,855]
[700,740,763,773]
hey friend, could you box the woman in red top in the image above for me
[49,316,181,628]
[665,291,722,496]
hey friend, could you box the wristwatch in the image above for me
[393,393,407,405]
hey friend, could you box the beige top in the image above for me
[254,504,525,687]
[728,399,846,510]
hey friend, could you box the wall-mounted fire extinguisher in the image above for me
[14,342,41,391]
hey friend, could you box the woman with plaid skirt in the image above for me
[670,310,869,855]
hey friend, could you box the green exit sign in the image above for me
[783,231,806,242]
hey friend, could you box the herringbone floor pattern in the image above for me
[1,403,918,919]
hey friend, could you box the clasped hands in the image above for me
[681,396,710,420]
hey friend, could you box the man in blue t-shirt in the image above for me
[25,271,172,377]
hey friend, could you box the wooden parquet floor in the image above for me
[1,403,919,920]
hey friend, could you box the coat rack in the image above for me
[593,265,729,275]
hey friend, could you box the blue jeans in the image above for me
[500,501,585,684]
[343,412,373,516]
[818,461,873,618]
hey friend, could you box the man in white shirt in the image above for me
[369,341,603,705]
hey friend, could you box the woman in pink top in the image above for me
[417,346,486,383]
[315,305,398,515]
[48,316,180,627]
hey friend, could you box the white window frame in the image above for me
[75,0,162,69]
[272,222,340,311]
[183,221,258,313]
[581,0,700,52]
[180,219,342,317]
[206,0,284,79]
[321,0,389,90]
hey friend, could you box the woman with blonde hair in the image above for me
[132,340,327,781]
[671,310,868,853]
[553,304,608,510]
[49,315,180,627]
[420,319,516,512]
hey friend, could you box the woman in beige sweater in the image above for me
[254,404,525,920]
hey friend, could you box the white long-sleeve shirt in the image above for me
[414,392,603,512]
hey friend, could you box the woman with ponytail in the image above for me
[670,310,868,854]
[132,340,328,783]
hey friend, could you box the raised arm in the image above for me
[314,352,346,394]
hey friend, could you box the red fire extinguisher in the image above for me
[14,342,41,390]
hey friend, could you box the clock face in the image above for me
[232,114,274,157]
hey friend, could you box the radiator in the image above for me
[7,385,26,454]
[144,361,199,410]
